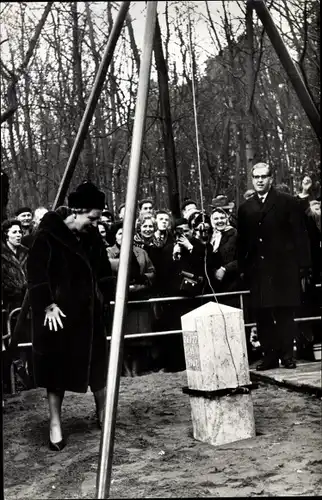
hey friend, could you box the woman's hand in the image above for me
[44,303,66,331]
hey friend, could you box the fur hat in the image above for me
[68,181,105,210]
[15,207,32,217]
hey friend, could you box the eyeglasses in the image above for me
[252,175,270,180]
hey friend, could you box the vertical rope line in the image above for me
[186,7,240,385]
[187,8,205,221]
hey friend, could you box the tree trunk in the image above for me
[153,14,180,217]
[245,3,256,188]
[85,1,114,205]
[71,1,94,180]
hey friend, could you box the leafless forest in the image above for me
[0,1,320,215]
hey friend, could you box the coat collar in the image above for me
[1,242,28,265]
[250,187,277,217]
[37,211,91,263]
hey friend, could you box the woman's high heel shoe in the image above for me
[49,438,66,451]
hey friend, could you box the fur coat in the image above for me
[27,211,114,393]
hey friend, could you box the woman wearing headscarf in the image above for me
[26,182,114,451]
[210,207,239,294]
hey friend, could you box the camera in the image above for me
[175,227,185,239]
[196,222,212,241]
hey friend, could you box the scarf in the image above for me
[210,225,233,253]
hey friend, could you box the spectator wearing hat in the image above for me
[15,207,33,238]
[26,182,114,451]
[21,206,49,249]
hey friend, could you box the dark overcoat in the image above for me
[27,212,113,393]
[1,242,28,311]
[237,188,311,308]
[213,227,240,292]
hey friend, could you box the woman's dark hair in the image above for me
[110,221,123,242]
[1,219,22,242]
[138,198,154,210]
[97,220,109,239]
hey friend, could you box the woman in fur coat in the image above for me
[1,219,28,313]
[1,219,31,389]
[27,182,114,451]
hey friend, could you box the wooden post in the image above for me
[181,301,256,447]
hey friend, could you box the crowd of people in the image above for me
[1,165,321,450]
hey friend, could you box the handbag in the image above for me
[179,271,204,296]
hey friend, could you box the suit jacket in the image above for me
[237,187,311,308]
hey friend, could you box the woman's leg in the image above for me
[47,389,65,443]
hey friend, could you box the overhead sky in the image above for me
[1,1,294,72]
[91,1,294,75]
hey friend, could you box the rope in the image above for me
[187,7,240,386]
[187,8,205,221]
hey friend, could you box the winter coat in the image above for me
[1,242,28,311]
[27,211,114,393]
[237,187,311,309]
[107,244,155,289]
[212,227,240,292]
[107,243,156,336]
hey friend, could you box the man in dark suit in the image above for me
[237,163,312,370]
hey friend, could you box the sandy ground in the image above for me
[3,371,322,499]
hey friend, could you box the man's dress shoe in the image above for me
[281,359,297,369]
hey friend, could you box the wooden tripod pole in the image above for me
[249,0,320,142]
[96,2,158,498]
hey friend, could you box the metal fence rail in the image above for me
[2,286,321,394]
[3,285,321,347]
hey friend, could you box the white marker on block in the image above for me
[181,301,256,447]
